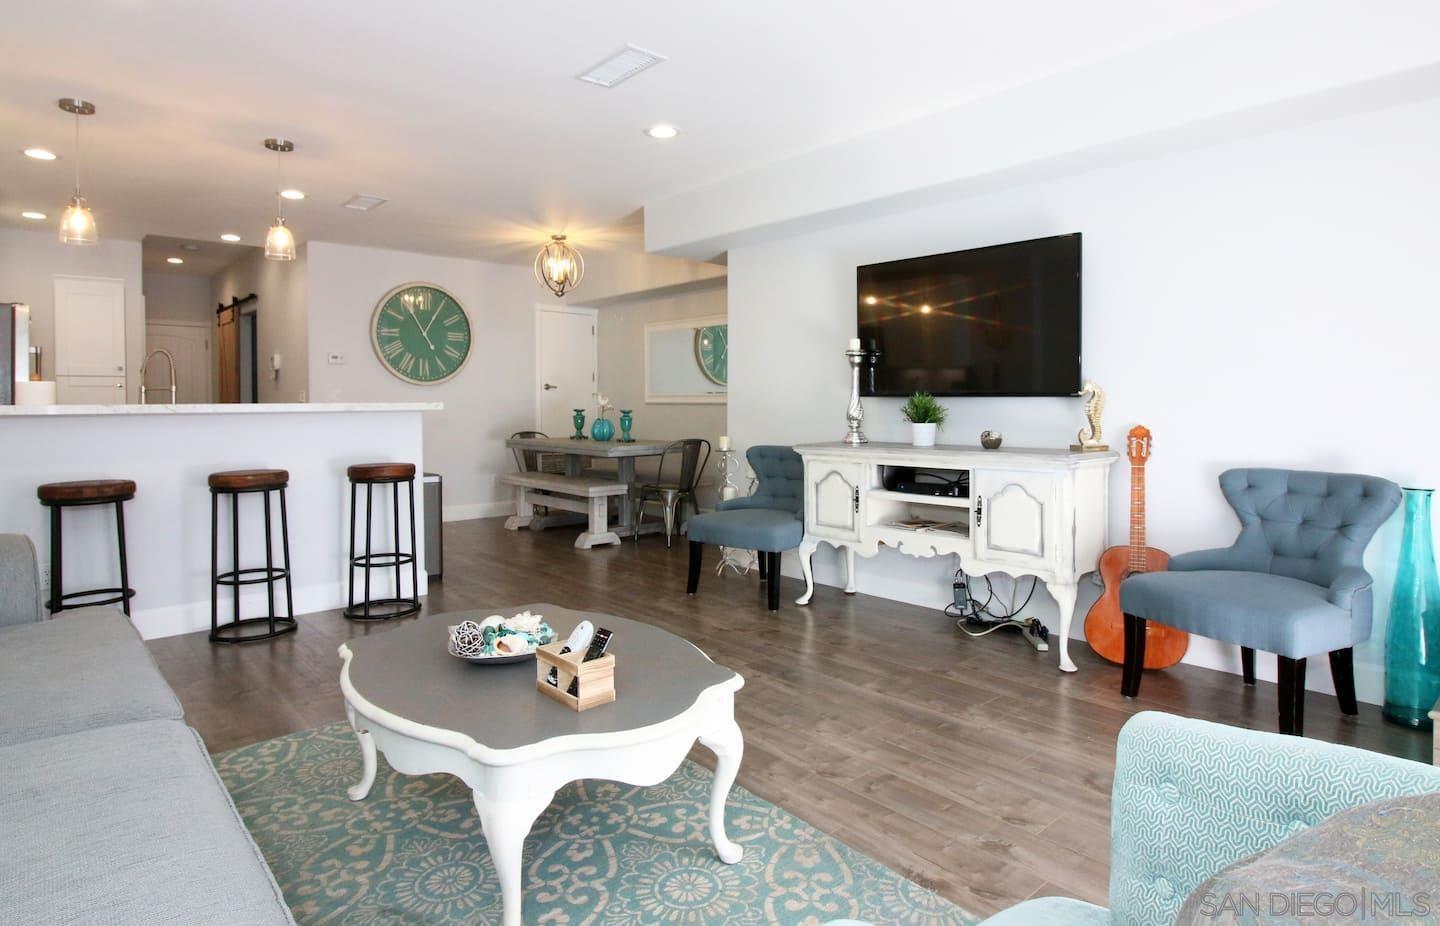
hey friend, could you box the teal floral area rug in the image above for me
[217,722,975,925]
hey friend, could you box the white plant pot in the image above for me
[911,423,938,447]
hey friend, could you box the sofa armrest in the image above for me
[1167,545,1255,572]
[1108,712,1440,926]
[0,534,45,627]
[1326,566,1373,609]
[716,495,780,512]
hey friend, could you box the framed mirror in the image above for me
[644,315,727,404]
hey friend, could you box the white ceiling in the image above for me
[141,234,256,276]
[1,0,1276,263]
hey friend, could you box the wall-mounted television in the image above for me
[857,233,1081,397]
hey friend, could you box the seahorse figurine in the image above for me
[1071,380,1109,451]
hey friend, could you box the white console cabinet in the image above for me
[794,442,1118,672]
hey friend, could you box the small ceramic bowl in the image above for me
[980,430,1003,450]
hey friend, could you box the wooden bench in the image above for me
[500,472,630,549]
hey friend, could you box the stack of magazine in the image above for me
[888,517,966,534]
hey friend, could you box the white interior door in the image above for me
[54,277,125,377]
[535,306,597,436]
[145,322,212,403]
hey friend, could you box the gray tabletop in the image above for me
[342,604,739,751]
[505,436,673,458]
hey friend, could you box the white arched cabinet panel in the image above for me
[808,462,863,541]
[975,476,1052,563]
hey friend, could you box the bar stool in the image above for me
[36,479,137,616]
[346,462,420,621]
[209,469,296,643]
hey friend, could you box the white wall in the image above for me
[726,94,1440,705]
[211,246,308,403]
[142,271,212,324]
[0,228,145,400]
[596,283,727,505]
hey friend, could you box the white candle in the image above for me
[848,338,861,351]
[718,435,730,451]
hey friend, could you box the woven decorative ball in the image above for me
[449,620,489,658]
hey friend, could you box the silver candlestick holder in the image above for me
[843,347,869,445]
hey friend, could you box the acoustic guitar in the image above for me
[1083,425,1189,668]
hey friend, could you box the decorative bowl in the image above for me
[447,612,555,665]
[980,430,1003,450]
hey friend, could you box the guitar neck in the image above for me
[1128,464,1147,572]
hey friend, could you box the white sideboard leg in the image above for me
[796,538,818,605]
[698,719,744,864]
[1051,580,1079,673]
[474,789,555,926]
[843,547,857,594]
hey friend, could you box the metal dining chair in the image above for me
[634,439,710,547]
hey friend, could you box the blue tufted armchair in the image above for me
[685,445,804,611]
[1120,468,1401,735]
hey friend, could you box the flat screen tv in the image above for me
[856,233,1081,397]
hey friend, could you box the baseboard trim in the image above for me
[130,581,431,641]
[444,501,513,522]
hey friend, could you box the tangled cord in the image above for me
[944,569,1047,640]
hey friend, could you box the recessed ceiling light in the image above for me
[23,147,57,161]
[220,233,241,242]
[280,189,305,201]
[21,211,47,220]
[644,124,679,140]
[166,257,184,264]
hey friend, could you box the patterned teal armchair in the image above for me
[828,711,1440,926]
[685,445,804,612]
[1120,468,1400,735]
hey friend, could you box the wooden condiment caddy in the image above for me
[535,641,615,711]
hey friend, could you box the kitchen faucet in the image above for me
[140,348,176,405]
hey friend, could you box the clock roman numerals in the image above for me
[375,286,472,383]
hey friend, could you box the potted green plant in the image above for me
[901,391,946,447]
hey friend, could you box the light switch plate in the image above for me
[327,353,346,365]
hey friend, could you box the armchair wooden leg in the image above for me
[1121,613,1146,698]
[1328,648,1358,716]
[1241,646,1256,685]
[766,552,781,612]
[1277,656,1307,736]
[687,541,703,595]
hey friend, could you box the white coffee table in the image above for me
[338,604,745,926]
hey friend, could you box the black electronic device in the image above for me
[566,627,613,696]
[892,479,967,498]
[857,233,1081,397]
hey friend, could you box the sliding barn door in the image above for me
[216,308,239,403]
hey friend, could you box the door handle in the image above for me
[543,383,558,390]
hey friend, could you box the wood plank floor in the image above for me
[147,516,1431,918]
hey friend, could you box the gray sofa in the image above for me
[0,534,295,925]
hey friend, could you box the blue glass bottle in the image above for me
[1383,487,1440,729]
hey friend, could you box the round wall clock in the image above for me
[371,283,472,385]
[694,324,728,386]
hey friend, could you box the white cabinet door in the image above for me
[973,470,1059,566]
[54,277,126,377]
[56,376,126,405]
[805,460,865,541]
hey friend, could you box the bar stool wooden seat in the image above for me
[209,468,296,643]
[345,461,421,621]
[36,479,136,615]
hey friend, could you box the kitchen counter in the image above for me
[0,401,442,416]
[0,403,440,639]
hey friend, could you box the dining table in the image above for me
[503,435,675,540]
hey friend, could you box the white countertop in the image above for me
[0,402,444,417]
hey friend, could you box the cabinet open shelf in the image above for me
[868,488,971,510]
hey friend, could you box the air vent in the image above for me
[576,45,666,88]
[343,193,388,212]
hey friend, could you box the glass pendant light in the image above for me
[57,99,98,246]
[534,234,585,297]
[263,138,297,261]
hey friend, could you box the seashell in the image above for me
[504,610,544,635]
[494,634,533,656]
[478,615,505,632]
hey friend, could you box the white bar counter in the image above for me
[0,402,441,639]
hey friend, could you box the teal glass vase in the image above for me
[571,409,587,440]
[618,409,634,442]
[591,416,615,442]
[1383,487,1440,729]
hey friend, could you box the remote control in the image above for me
[566,627,613,697]
[547,621,594,687]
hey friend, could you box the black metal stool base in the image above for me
[210,615,299,644]
[51,586,136,613]
[343,597,422,621]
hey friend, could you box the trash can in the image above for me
[423,473,443,580]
